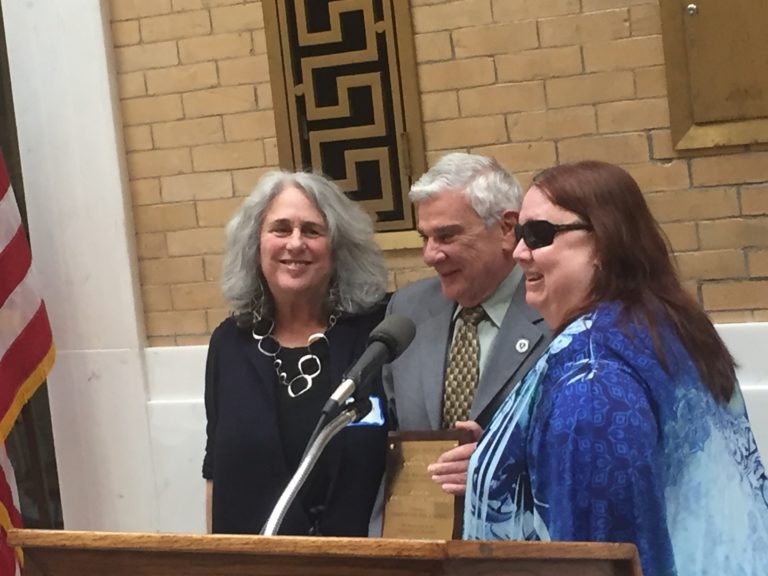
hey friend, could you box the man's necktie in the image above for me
[442,306,486,428]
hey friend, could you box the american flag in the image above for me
[0,152,55,574]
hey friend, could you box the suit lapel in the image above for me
[471,280,546,422]
[418,298,455,430]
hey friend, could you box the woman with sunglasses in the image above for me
[203,171,389,536]
[463,161,768,576]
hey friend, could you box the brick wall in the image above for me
[110,0,768,345]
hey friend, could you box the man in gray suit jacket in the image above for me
[382,152,551,495]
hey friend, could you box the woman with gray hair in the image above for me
[203,170,389,536]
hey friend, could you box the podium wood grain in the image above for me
[9,529,643,576]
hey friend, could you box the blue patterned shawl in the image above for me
[464,302,768,576]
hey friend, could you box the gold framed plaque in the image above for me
[382,430,473,540]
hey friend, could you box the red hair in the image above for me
[532,161,736,402]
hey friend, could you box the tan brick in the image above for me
[582,0,655,11]
[675,250,746,280]
[111,20,141,46]
[264,138,279,166]
[134,202,198,233]
[118,72,147,98]
[413,0,493,33]
[754,310,768,322]
[233,167,273,195]
[630,4,661,36]
[211,3,264,33]
[692,152,768,186]
[207,309,231,332]
[472,141,557,172]
[622,161,690,192]
[122,95,183,125]
[256,84,273,109]
[660,222,698,252]
[183,86,256,118]
[146,310,208,336]
[507,106,596,141]
[496,47,582,82]
[128,148,192,178]
[196,198,242,227]
[414,32,452,63]
[178,32,252,64]
[748,249,768,275]
[395,267,437,289]
[418,58,496,92]
[539,10,630,48]
[140,10,210,42]
[646,187,739,223]
[203,255,224,281]
[459,82,545,116]
[172,0,242,9]
[703,281,768,310]
[584,36,664,72]
[253,30,267,54]
[546,71,635,108]
[142,285,173,312]
[171,282,227,310]
[492,0,580,21]
[597,98,669,133]
[192,141,266,171]
[115,42,179,73]
[558,132,648,164]
[742,185,768,215]
[219,55,271,86]
[147,336,176,346]
[145,62,218,95]
[130,179,161,205]
[421,92,460,122]
[162,171,233,202]
[111,0,171,21]
[699,219,768,250]
[425,116,507,150]
[167,228,226,256]
[635,66,668,98]
[136,232,168,258]
[124,125,153,151]
[384,248,427,270]
[223,110,276,141]
[179,334,212,345]
[426,149,464,168]
[453,22,538,58]
[650,130,678,160]
[153,117,224,148]
[708,310,754,324]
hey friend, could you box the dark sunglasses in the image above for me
[515,220,592,250]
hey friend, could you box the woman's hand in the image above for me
[426,420,483,495]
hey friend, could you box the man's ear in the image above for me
[499,210,518,235]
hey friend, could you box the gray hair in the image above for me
[409,152,523,227]
[221,170,387,319]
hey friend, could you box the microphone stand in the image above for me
[261,399,371,536]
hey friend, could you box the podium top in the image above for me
[9,528,642,576]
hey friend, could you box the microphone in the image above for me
[325,314,415,414]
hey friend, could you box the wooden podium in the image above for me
[9,529,643,576]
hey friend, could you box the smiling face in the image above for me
[513,185,598,329]
[259,186,332,308]
[417,189,517,307]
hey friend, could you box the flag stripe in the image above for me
[0,228,32,309]
[0,269,43,358]
[0,155,8,202]
[0,304,54,440]
[0,184,22,252]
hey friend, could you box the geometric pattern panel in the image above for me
[267,0,424,231]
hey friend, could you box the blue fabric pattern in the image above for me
[464,302,768,576]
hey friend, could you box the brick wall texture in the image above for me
[110,0,768,345]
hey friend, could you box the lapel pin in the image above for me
[515,338,530,353]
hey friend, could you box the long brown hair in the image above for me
[532,161,736,402]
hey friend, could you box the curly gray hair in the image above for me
[409,152,523,227]
[221,170,387,320]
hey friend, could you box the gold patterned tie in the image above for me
[442,306,486,428]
